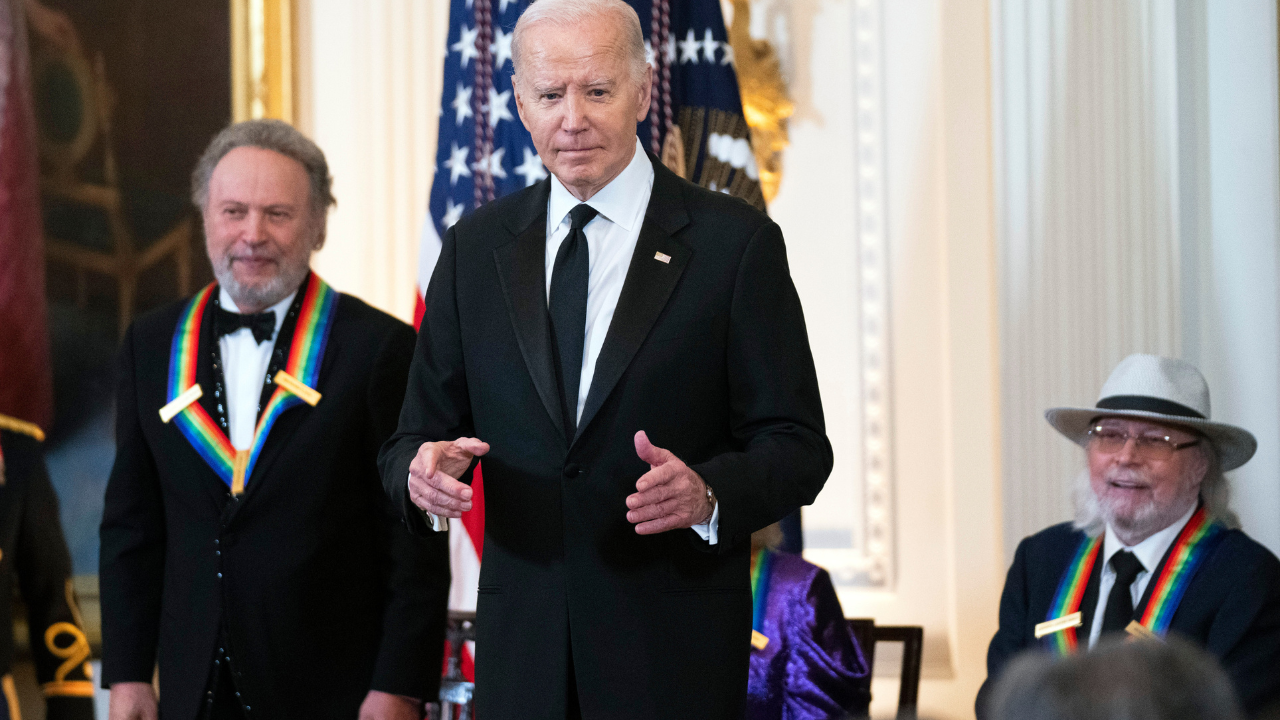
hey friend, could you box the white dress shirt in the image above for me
[423,138,719,542]
[218,288,295,451]
[1087,502,1198,647]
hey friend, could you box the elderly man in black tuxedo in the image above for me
[378,0,832,718]
[100,120,449,720]
[977,354,1280,718]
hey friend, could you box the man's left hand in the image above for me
[358,690,422,720]
[626,430,713,534]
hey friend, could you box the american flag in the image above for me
[417,0,765,684]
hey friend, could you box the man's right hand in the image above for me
[108,682,158,720]
[407,438,490,518]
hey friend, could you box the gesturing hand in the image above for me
[626,430,714,534]
[407,437,490,518]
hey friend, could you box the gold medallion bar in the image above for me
[159,384,204,423]
[1034,611,1082,639]
[273,370,321,406]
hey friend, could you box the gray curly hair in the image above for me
[191,119,336,219]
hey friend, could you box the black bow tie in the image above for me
[216,306,276,344]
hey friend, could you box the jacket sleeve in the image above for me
[688,220,834,551]
[98,323,166,687]
[975,537,1034,719]
[15,445,95,720]
[367,321,451,700]
[379,226,477,535]
[1205,546,1280,715]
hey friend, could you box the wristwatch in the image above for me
[703,482,716,521]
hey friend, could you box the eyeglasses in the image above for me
[1086,426,1200,461]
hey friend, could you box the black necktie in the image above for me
[215,306,276,344]
[548,203,598,440]
[1100,550,1145,637]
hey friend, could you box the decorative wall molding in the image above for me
[993,0,1184,557]
[802,0,894,590]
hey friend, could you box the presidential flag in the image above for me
[417,0,765,683]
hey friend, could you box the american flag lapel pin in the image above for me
[654,251,672,264]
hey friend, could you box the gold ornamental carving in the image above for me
[727,0,792,203]
[231,0,295,123]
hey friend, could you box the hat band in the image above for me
[1095,395,1206,420]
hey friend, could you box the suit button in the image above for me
[217,572,223,578]
[563,464,584,478]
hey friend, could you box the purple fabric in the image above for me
[746,551,871,720]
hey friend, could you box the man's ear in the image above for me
[312,216,327,251]
[513,78,530,127]
[635,65,654,122]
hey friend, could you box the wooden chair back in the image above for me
[848,618,924,719]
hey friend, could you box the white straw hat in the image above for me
[1044,353,1257,471]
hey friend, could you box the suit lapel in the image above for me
[191,295,235,507]
[237,289,319,499]
[575,159,691,442]
[493,179,567,442]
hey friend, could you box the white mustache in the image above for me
[1104,470,1152,488]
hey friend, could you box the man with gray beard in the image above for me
[100,120,449,720]
[976,354,1280,719]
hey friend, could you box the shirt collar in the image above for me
[547,137,653,234]
[218,286,297,337]
[1103,502,1199,576]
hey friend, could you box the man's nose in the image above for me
[244,211,269,244]
[561,93,588,131]
[1114,435,1142,464]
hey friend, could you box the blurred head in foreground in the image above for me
[991,637,1243,720]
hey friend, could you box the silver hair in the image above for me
[989,635,1243,720]
[511,0,649,87]
[1073,440,1240,537]
[191,119,336,219]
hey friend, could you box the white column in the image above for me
[296,0,450,323]
[1195,0,1280,554]
[994,0,1185,559]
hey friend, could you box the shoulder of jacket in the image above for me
[334,293,414,338]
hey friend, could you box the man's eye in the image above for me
[543,93,560,101]
[1137,435,1168,446]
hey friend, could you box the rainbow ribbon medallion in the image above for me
[1043,534,1102,655]
[165,275,339,493]
[750,548,774,650]
[1135,507,1225,636]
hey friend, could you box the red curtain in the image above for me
[0,2,54,431]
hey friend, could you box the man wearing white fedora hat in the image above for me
[976,354,1280,718]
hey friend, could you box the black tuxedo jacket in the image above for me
[380,156,832,719]
[100,284,450,720]
[977,521,1280,717]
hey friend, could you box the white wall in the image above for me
[1195,0,1280,555]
